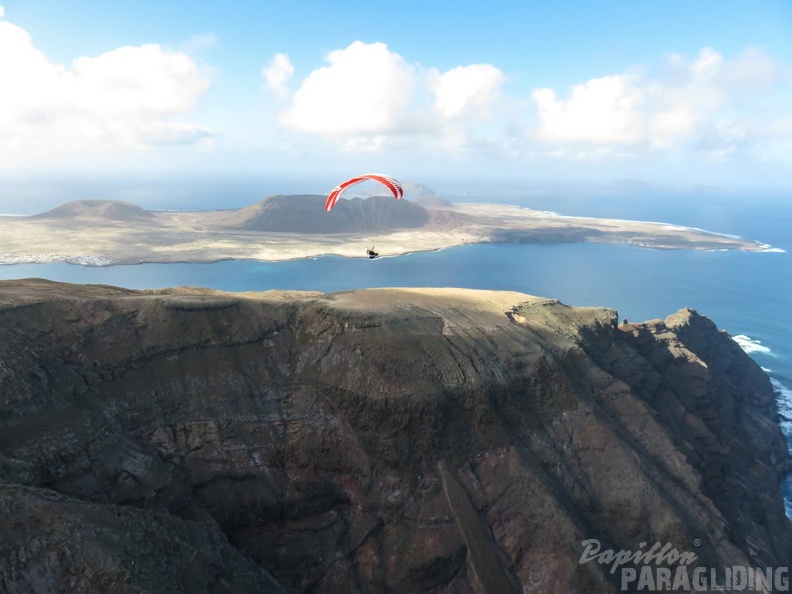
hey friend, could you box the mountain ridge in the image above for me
[0,279,789,592]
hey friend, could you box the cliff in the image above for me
[0,280,789,593]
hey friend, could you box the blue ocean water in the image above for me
[1,191,791,514]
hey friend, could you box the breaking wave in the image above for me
[733,334,773,355]
[773,378,792,425]
[772,377,792,519]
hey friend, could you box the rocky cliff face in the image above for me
[0,280,789,593]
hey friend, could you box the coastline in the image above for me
[0,202,775,267]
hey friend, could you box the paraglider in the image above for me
[325,174,403,258]
[325,173,403,212]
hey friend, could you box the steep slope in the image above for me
[414,195,456,209]
[218,194,433,233]
[0,280,789,593]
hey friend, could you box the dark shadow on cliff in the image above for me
[0,280,789,593]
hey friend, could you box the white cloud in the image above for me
[530,47,790,159]
[68,45,209,115]
[721,47,783,88]
[279,42,416,138]
[433,64,505,120]
[263,53,294,96]
[276,42,790,162]
[278,41,506,151]
[0,20,212,167]
[0,4,5,18]
[532,75,645,145]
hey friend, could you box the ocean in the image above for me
[1,190,791,515]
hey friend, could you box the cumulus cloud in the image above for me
[532,75,644,145]
[532,47,789,157]
[280,42,416,138]
[263,53,294,96]
[433,64,505,120]
[0,20,212,167]
[275,42,790,162]
[278,41,506,151]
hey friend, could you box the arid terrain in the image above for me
[0,195,770,266]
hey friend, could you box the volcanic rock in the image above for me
[218,194,431,233]
[0,280,789,593]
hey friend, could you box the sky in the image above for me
[1,0,791,208]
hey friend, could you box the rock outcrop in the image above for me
[0,280,789,593]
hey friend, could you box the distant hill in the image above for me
[414,195,456,209]
[31,200,155,221]
[401,182,436,198]
[219,194,431,233]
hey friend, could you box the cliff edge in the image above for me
[0,280,789,593]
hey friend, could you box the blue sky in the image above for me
[1,0,791,205]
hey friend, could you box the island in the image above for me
[0,194,772,266]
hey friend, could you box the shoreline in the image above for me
[0,201,776,267]
[0,237,783,269]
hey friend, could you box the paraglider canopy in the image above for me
[325,173,403,212]
[325,173,404,258]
